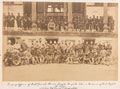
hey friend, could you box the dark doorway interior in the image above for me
[46,38,58,44]
[23,2,32,17]
[84,39,95,44]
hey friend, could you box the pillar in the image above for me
[32,2,37,27]
[103,3,109,32]
[43,2,46,18]
[64,2,67,21]
[68,2,72,23]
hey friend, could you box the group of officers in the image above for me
[4,13,114,32]
[4,39,112,66]
[4,13,32,30]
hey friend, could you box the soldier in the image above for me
[99,17,104,32]
[6,40,14,53]
[95,16,99,32]
[24,48,32,65]
[89,41,94,52]
[16,13,22,30]
[64,21,68,31]
[56,16,61,31]
[88,17,92,31]
[68,22,74,31]
[10,13,15,30]
[27,15,32,30]
[11,40,22,66]
[54,41,60,63]
[108,16,114,32]
[6,12,11,30]
[22,14,28,30]
[21,40,28,52]
[34,40,41,64]
[13,41,21,53]
[92,15,96,30]
[73,16,77,31]
[89,41,94,64]
[48,19,56,31]
[3,13,7,29]
[36,18,41,31]
[83,41,90,64]
[100,46,106,65]
[79,18,83,32]
[30,41,37,64]
[4,40,14,66]
[61,21,65,32]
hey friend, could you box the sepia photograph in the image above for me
[2,1,118,81]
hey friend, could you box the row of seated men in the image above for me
[4,39,112,66]
[3,13,114,32]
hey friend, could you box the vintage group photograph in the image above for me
[2,1,118,81]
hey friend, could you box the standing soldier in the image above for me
[92,15,96,30]
[95,16,99,32]
[108,16,114,32]
[27,15,32,30]
[36,18,41,31]
[16,13,22,30]
[99,16,104,32]
[48,19,56,31]
[88,17,92,31]
[22,14,28,30]
[10,13,15,30]
[3,13,7,30]
[6,12,11,30]
[84,16,89,31]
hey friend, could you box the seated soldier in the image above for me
[5,40,14,59]
[24,48,32,64]
[13,41,21,53]
[4,40,14,66]
[100,46,107,65]
[6,40,14,52]
[48,19,56,31]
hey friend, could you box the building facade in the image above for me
[3,2,118,60]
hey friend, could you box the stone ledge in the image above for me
[3,31,117,38]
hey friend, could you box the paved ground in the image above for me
[3,64,118,81]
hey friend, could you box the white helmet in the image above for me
[8,40,11,44]
[50,41,52,44]
[54,41,56,44]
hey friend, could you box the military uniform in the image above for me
[48,20,56,31]
[6,14,11,28]
[16,14,22,28]
[27,16,32,29]
[22,15,28,30]
[10,14,15,28]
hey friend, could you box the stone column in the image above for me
[43,2,46,18]
[103,3,109,32]
[32,2,37,28]
[68,2,72,23]
[64,2,67,21]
